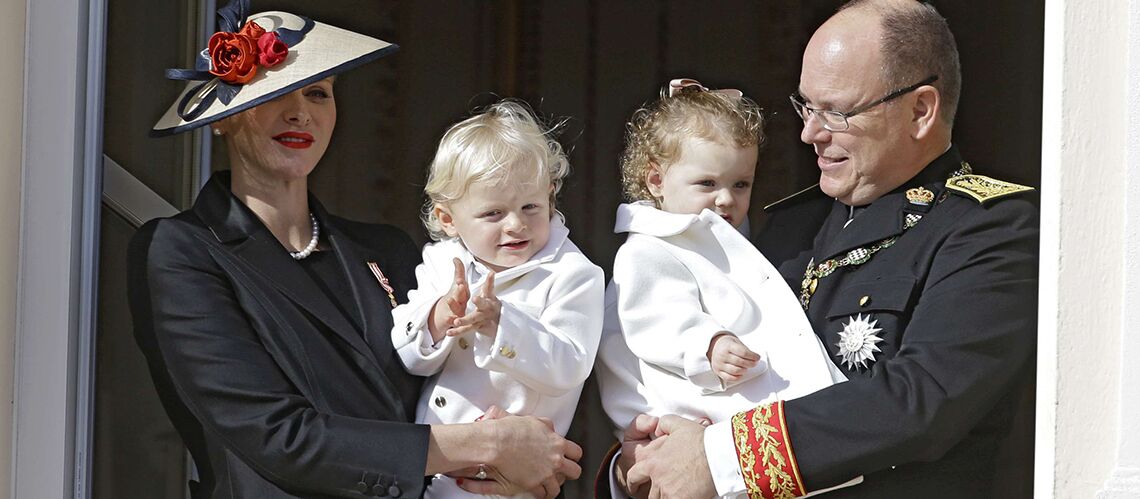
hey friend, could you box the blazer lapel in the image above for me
[323,223,397,357]
[320,215,414,421]
[193,174,377,366]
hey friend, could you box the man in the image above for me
[609,1,1038,497]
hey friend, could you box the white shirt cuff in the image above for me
[704,419,746,498]
[607,450,628,498]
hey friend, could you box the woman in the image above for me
[128,2,580,498]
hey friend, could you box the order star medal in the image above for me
[836,313,884,370]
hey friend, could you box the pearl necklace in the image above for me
[290,213,320,260]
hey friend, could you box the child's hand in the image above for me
[706,333,761,385]
[429,258,470,343]
[448,272,501,338]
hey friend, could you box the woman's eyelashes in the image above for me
[304,86,331,100]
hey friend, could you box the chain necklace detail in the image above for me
[798,162,972,310]
[800,233,905,310]
[290,212,320,260]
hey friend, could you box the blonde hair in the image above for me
[422,100,570,241]
[620,85,765,203]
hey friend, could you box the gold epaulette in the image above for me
[945,174,1035,204]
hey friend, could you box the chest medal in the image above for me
[835,313,884,370]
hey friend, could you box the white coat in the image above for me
[597,202,846,433]
[390,216,604,499]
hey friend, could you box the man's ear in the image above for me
[435,204,459,238]
[645,163,666,198]
[911,85,941,140]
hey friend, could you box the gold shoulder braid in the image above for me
[945,162,1034,204]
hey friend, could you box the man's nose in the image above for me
[800,112,830,144]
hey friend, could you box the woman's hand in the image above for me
[457,415,582,498]
[447,271,501,339]
[429,258,470,343]
[451,406,551,497]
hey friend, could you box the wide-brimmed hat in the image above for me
[151,0,396,137]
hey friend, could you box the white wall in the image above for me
[1095,0,1140,496]
[0,0,26,493]
[1039,0,1128,496]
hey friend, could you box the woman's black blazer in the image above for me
[128,172,429,499]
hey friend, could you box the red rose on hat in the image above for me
[257,32,288,68]
[238,21,265,40]
[208,30,259,84]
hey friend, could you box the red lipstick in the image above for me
[273,131,314,149]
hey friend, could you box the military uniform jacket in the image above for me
[731,146,1038,498]
[128,172,430,499]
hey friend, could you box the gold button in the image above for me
[859,295,870,307]
[458,338,469,350]
[434,396,446,408]
[499,346,511,357]
[507,351,517,359]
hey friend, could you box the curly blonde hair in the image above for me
[620,85,765,203]
[422,100,570,241]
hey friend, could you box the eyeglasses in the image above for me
[789,75,939,132]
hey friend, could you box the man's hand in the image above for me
[626,415,716,498]
[448,272,501,338]
[616,414,658,498]
[707,332,762,385]
[429,258,470,343]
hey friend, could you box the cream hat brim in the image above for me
[151,11,396,137]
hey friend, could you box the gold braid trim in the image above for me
[732,401,805,499]
[945,174,1034,204]
[733,411,762,498]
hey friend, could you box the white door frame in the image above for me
[13,0,103,496]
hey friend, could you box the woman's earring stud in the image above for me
[212,128,223,136]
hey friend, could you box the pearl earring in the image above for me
[212,128,223,136]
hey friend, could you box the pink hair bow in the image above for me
[667,78,744,99]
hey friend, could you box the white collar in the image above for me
[614,201,740,237]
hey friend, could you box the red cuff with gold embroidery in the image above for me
[732,400,806,499]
